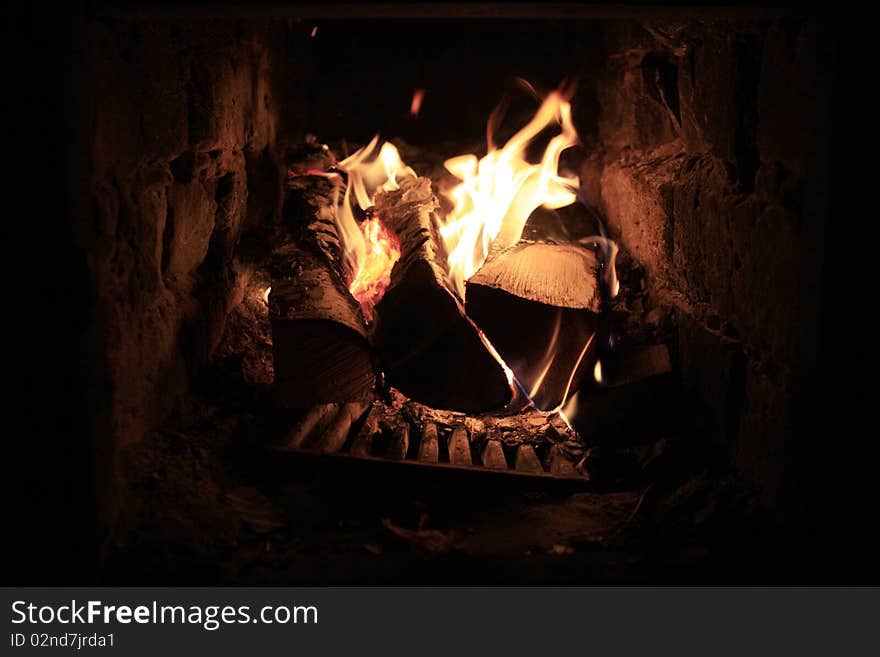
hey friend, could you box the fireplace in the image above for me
[12,2,850,584]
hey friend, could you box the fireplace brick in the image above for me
[599,142,684,282]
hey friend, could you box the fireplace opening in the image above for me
[22,3,840,584]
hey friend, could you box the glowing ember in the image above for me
[410,89,425,117]
[348,214,400,318]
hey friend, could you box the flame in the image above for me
[262,286,271,304]
[310,26,318,38]
[335,138,414,315]
[527,310,562,399]
[348,214,400,318]
[553,331,595,415]
[557,391,580,431]
[410,89,425,117]
[593,360,603,383]
[439,90,581,297]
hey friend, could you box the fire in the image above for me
[348,213,400,318]
[440,89,581,297]
[335,137,414,316]
[327,85,616,422]
[593,360,603,383]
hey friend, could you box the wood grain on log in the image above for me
[270,243,375,406]
[373,176,511,412]
[466,242,603,411]
[467,242,601,311]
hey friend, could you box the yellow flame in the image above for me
[439,90,581,297]
[593,359,603,384]
[336,139,415,312]
[262,286,271,304]
[527,310,562,399]
[551,331,595,415]
[348,215,400,319]
[558,391,580,431]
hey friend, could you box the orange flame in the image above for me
[335,138,414,315]
[348,214,400,318]
[440,90,581,297]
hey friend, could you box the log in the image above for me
[466,242,603,411]
[373,176,512,412]
[468,242,601,311]
[568,344,675,446]
[269,243,376,406]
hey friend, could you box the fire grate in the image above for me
[269,393,591,484]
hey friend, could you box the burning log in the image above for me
[465,242,603,410]
[269,243,376,406]
[373,176,512,412]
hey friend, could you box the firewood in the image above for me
[466,242,603,411]
[269,243,375,406]
[570,344,674,446]
[468,242,601,311]
[373,176,512,412]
